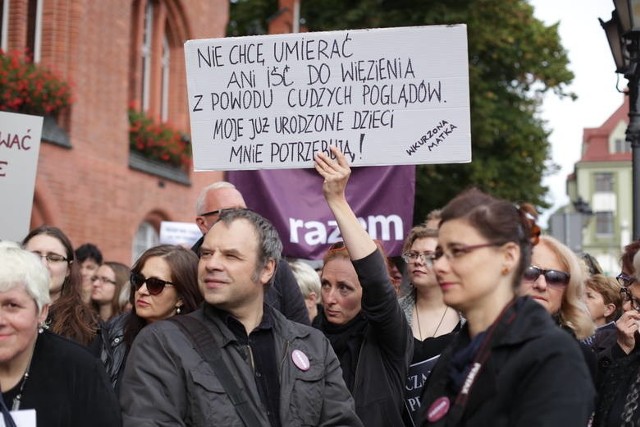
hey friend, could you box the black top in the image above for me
[223,307,281,427]
[1,330,121,427]
[316,249,413,427]
[412,323,461,365]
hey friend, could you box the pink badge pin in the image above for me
[427,396,450,423]
[291,349,310,371]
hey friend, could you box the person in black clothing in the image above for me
[594,241,640,426]
[99,244,203,392]
[192,181,309,325]
[0,241,120,427]
[519,235,597,382]
[417,188,594,426]
[398,225,461,426]
[313,147,413,427]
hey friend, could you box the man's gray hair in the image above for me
[195,181,238,215]
[217,209,283,277]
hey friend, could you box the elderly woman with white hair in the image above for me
[0,241,120,427]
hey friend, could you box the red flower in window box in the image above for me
[128,108,192,171]
[0,50,72,116]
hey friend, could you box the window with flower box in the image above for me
[128,0,191,182]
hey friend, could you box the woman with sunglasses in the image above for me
[398,225,461,426]
[100,245,203,391]
[314,147,413,427]
[417,188,594,426]
[520,235,595,341]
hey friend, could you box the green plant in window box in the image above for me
[128,108,192,171]
[0,50,72,116]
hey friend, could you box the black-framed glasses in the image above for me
[91,276,117,285]
[31,251,68,264]
[617,272,636,288]
[402,251,435,267]
[130,272,174,296]
[621,287,640,311]
[198,209,222,217]
[433,242,501,261]
[523,265,570,287]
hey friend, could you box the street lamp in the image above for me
[601,0,640,241]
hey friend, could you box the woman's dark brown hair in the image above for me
[22,225,99,346]
[124,244,203,346]
[439,188,538,287]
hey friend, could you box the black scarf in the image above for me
[316,311,368,391]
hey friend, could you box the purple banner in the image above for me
[228,165,415,259]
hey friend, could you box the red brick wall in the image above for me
[7,0,230,264]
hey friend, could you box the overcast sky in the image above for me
[530,0,623,226]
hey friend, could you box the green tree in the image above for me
[300,0,574,223]
[227,0,278,36]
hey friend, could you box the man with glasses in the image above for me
[191,181,310,325]
[120,209,361,426]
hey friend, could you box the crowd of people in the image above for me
[0,147,638,426]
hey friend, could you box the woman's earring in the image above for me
[176,306,182,314]
[38,323,45,333]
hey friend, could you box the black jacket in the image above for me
[5,331,121,427]
[317,249,413,427]
[418,296,594,427]
[594,333,640,426]
[192,235,309,325]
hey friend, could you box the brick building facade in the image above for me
[2,0,231,263]
[2,0,301,264]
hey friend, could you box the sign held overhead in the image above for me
[185,25,471,171]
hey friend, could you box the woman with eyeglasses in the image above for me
[593,242,640,426]
[100,245,203,392]
[91,262,130,322]
[417,188,594,426]
[398,225,461,426]
[22,226,101,350]
[314,147,413,427]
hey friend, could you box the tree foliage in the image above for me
[227,0,279,36]
[230,0,575,224]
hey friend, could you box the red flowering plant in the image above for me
[129,108,192,171]
[0,50,72,116]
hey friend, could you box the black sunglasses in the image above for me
[621,287,640,311]
[130,272,175,296]
[617,272,636,288]
[523,265,570,287]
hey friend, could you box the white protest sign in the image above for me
[159,221,202,248]
[0,112,43,242]
[185,25,470,171]
[0,409,37,427]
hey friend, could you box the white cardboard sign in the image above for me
[185,25,471,171]
[159,221,202,248]
[0,112,43,242]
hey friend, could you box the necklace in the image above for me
[10,344,35,411]
[415,301,449,340]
